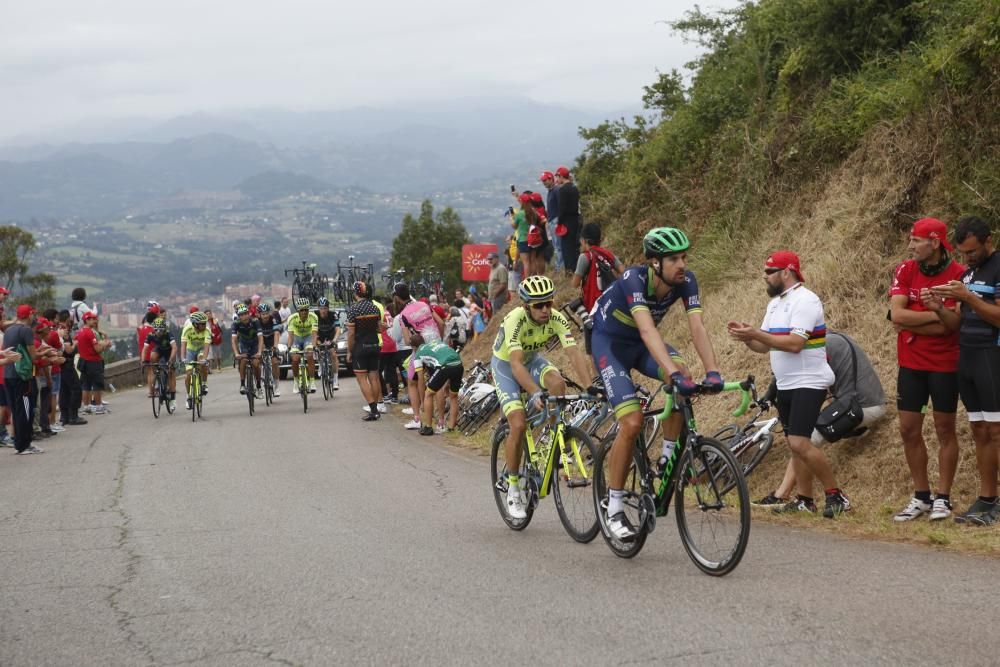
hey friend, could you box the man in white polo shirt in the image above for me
[728,250,851,518]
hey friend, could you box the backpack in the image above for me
[527,225,543,248]
[14,343,33,381]
[581,246,618,310]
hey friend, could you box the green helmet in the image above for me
[643,227,690,258]
[294,297,311,310]
[517,275,555,303]
[190,312,208,325]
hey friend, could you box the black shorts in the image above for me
[237,339,260,357]
[352,344,381,372]
[426,364,463,393]
[958,347,1000,422]
[775,387,827,438]
[0,384,7,407]
[78,359,105,391]
[896,367,958,414]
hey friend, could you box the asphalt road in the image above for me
[2,370,998,666]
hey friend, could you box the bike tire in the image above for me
[151,374,161,419]
[552,425,600,543]
[675,436,751,577]
[490,423,534,531]
[322,364,331,401]
[191,380,198,422]
[163,375,175,414]
[301,375,308,414]
[247,379,255,416]
[735,432,774,482]
[265,373,273,406]
[592,434,649,558]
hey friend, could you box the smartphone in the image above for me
[510,185,516,193]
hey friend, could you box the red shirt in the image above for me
[76,326,103,362]
[889,259,966,372]
[137,324,154,360]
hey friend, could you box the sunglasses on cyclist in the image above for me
[529,301,554,311]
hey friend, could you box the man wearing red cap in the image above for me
[554,166,581,274]
[77,312,111,415]
[3,305,40,453]
[729,251,852,517]
[540,171,562,268]
[923,215,1000,525]
[888,218,966,522]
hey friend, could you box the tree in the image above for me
[390,200,471,294]
[0,225,36,291]
[20,272,56,311]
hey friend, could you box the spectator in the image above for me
[555,166,581,274]
[70,287,95,329]
[56,310,86,426]
[393,283,445,428]
[445,303,469,350]
[4,305,38,453]
[185,305,199,329]
[529,191,554,268]
[32,318,64,438]
[77,312,111,415]
[388,310,413,411]
[206,310,223,371]
[487,251,509,315]
[888,218,965,522]
[540,171,562,269]
[728,250,852,518]
[137,311,157,390]
[427,294,447,322]
[279,296,291,323]
[922,216,1000,525]
[757,332,888,505]
[42,309,65,432]
[572,222,624,311]
[511,192,543,277]
[379,302,401,403]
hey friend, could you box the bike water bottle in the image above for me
[657,439,676,474]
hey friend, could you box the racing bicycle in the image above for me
[186,360,209,422]
[592,378,754,575]
[145,360,176,418]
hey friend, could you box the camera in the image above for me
[566,296,593,330]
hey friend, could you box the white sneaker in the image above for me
[378,403,387,414]
[929,497,952,521]
[404,419,421,430]
[91,406,107,415]
[255,387,264,399]
[168,400,176,412]
[273,384,281,397]
[893,497,931,522]
[50,423,65,433]
[607,511,638,541]
[434,426,447,434]
[309,380,317,393]
[401,407,414,416]
[333,377,340,390]
[506,490,527,519]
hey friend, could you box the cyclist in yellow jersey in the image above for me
[180,311,211,410]
[286,297,319,393]
[491,274,596,519]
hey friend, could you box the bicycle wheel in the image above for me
[190,375,199,423]
[151,373,161,419]
[592,435,649,558]
[264,371,273,406]
[490,423,534,530]
[163,372,175,414]
[734,432,774,481]
[300,373,309,414]
[247,376,255,416]
[675,436,750,576]
[553,425,599,543]
[322,359,331,401]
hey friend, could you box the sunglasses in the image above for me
[530,301,554,311]
[764,267,784,275]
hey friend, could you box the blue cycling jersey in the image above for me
[591,265,702,340]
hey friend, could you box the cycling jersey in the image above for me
[347,299,382,348]
[959,251,1000,348]
[316,311,340,342]
[286,312,319,338]
[399,300,441,343]
[492,306,576,362]
[181,325,211,352]
[144,331,175,354]
[258,314,281,348]
[413,341,462,370]
[231,317,263,342]
[591,265,702,340]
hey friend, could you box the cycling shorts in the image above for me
[589,329,685,418]
[958,347,1000,422]
[775,387,827,438]
[184,349,203,364]
[352,344,381,373]
[290,335,314,353]
[237,338,260,357]
[896,367,958,414]
[491,355,559,416]
[148,347,172,361]
[426,364,464,394]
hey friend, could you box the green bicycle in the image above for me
[186,360,209,422]
[491,392,601,543]
[593,378,753,575]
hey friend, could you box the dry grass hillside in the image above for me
[459,116,999,555]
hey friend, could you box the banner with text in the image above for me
[462,244,499,282]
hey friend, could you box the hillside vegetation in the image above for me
[464,0,1000,552]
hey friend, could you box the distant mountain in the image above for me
[236,171,331,201]
[0,97,628,219]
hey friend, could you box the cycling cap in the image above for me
[317,296,330,307]
[234,304,249,315]
[190,312,208,325]
[256,303,270,313]
[518,275,555,303]
[294,297,311,310]
[153,317,167,331]
[352,282,368,298]
[643,227,690,258]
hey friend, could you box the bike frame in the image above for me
[519,394,594,501]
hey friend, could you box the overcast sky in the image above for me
[0,0,743,143]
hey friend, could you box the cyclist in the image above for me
[491,274,595,519]
[592,227,724,541]
[144,317,177,411]
[257,302,282,397]
[180,311,211,410]
[286,297,319,393]
[316,296,341,391]
[231,303,264,398]
[347,281,385,421]
[410,332,463,435]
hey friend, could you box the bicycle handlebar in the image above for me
[657,377,753,422]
